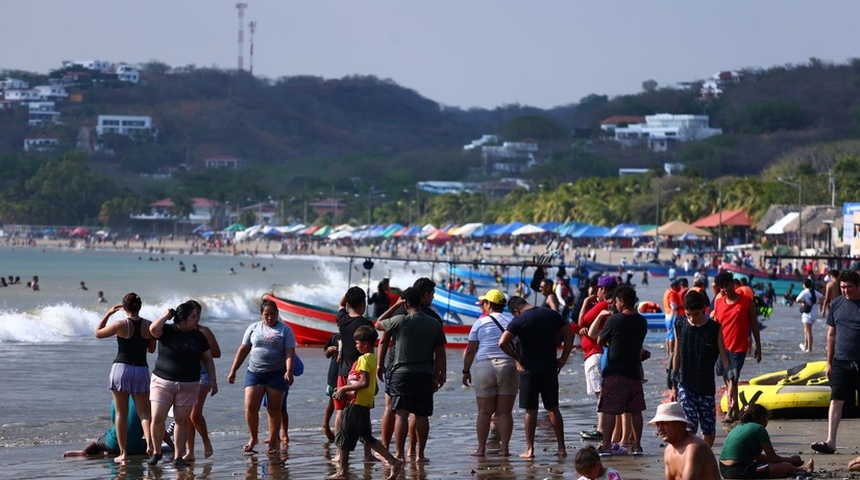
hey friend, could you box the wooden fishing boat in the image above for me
[263,293,472,348]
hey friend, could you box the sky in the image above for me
[4,1,860,109]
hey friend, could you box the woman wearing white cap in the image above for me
[461,289,518,457]
[648,402,720,480]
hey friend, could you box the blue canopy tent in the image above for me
[558,222,588,237]
[492,221,524,236]
[606,222,645,248]
[570,224,611,238]
[606,223,644,238]
[537,221,562,233]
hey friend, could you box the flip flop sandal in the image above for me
[810,441,835,454]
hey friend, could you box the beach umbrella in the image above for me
[71,226,90,237]
[425,229,452,244]
[313,225,332,237]
[224,223,246,232]
[511,224,546,236]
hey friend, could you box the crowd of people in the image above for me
[61,264,860,479]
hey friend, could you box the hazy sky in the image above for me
[4,1,860,109]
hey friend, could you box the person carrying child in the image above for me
[328,326,402,480]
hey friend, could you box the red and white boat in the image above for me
[263,293,473,348]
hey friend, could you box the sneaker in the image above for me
[610,444,628,456]
[597,448,612,457]
[799,343,808,353]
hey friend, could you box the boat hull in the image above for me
[264,293,472,348]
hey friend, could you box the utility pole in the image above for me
[248,21,257,76]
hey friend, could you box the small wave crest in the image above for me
[0,291,262,343]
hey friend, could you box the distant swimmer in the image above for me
[229,268,237,275]
[179,261,186,272]
[80,281,89,291]
[31,275,40,291]
[97,291,107,303]
[192,264,198,273]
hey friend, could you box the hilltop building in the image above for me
[602,113,722,152]
[95,115,156,138]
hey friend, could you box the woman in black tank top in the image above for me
[95,292,156,462]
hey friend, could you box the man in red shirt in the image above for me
[663,280,683,356]
[712,271,761,423]
[576,275,617,402]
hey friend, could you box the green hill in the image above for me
[2,58,860,227]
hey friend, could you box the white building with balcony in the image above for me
[115,64,140,84]
[28,101,60,126]
[611,113,722,152]
[96,115,155,137]
[203,156,243,169]
[33,85,68,100]
[130,197,215,233]
[481,141,540,174]
[3,89,41,102]
[0,77,29,90]
[62,59,112,72]
[23,136,59,152]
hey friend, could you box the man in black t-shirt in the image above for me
[596,285,647,456]
[375,277,443,461]
[499,296,573,458]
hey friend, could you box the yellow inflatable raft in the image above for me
[748,361,827,386]
[721,361,832,418]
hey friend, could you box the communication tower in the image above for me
[236,3,248,70]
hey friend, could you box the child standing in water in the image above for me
[328,326,401,480]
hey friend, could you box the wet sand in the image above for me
[5,409,860,479]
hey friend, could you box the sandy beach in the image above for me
[5,420,860,480]
[3,239,860,479]
[21,234,742,268]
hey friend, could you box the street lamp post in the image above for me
[777,177,803,250]
[717,181,723,252]
[655,187,681,259]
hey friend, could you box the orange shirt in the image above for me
[713,294,753,353]
[663,288,679,316]
[737,285,754,300]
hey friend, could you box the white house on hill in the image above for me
[96,115,156,137]
[607,113,721,152]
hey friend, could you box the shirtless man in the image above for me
[649,402,720,480]
[820,269,840,318]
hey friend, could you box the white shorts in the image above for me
[801,313,815,325]
[584,353,603,395]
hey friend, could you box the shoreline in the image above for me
[12,236,761,269]
[5,242,859,479]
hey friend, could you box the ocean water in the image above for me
[0,245,824,479]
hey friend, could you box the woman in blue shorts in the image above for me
[95,292,156,462]
[227,299,297,454]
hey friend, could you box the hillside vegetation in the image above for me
[1,58,860,228]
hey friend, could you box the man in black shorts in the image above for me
[499,296,574,458]
[596,285,648,456]
[377,286,446,462]
[812,270,860,454]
